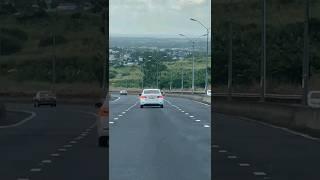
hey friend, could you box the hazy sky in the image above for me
[110,0,211,38]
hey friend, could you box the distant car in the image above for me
[206,90,211,96]
[120,90,128,95]
[95,95,109,147]
[33,91,56,107]
[139,89,164,108]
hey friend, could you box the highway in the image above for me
[0,103,107,180]
[109,94,211,180]
[213,112,320,180]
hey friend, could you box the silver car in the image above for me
[95,96,109,147]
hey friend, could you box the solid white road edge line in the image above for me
[0,109,36,129]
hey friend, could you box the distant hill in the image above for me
[110,36,210,51]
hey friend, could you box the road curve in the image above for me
[0,103,107,180]
[213,112,320,180]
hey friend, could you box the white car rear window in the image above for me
[143,90,160,94]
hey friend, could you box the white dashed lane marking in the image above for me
[227,156,238,159]
[239,163,250,167]
[42,160,52,164]
[30,168,41,172]
[50,153,60,157]
[254,172,267,176]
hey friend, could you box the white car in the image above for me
[207,90,211,96]
[95,95,109,147]
[139,89,164,108]
[120,90,127,95]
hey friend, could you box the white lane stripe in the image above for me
[239,163,250,167]
[238,116,320,142]
[195,120,201,122]
[0,110,36,129]
[212,145,219,148]
[30,168,41,172]
[42,160,52,163]
[111,96,121,102]
[189,116,194,118]
[228,156,237,159]
[254,172,267,176]
[192,100,211,107]
[58,148,67,152]
[51,153,60,157]
[118,114,123,117]
[114,118,119,120]
[109,121,114,124]
[204,125,210,128]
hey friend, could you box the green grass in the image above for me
[0,12,103,61]
[110,57,211,88]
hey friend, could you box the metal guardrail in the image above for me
[110,89,303,104]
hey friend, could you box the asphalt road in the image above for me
[213,112,320,180]
[0,103,107,180]
[109,94,211,180]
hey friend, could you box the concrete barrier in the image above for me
[0,102,6,121]
[213,99,320,133]
[166,93,211,104]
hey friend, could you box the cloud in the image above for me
[110,0,210,36]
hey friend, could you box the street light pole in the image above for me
[181,68,184,92]
[302,0,310,105]
[190,18,210,92]
[260,0,266,102]
[228,21,233,101]
[179,34,195,93]
[192,41,195,93]
[170,71,172,91]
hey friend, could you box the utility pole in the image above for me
[51,7,57,91]
[302,0,310,105]
[156,60,159,88]
[228,21,233,101]
[52,33,56,88]
[141,63,144,89]
[181,68,184,93]
[205,28,209,92]
[0,28,2,56]
[192,41,195,94]
[170,71,172,91]
[260,0,266,102]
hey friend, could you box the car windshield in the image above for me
[143,90,161,94]
[39,92,52,96]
